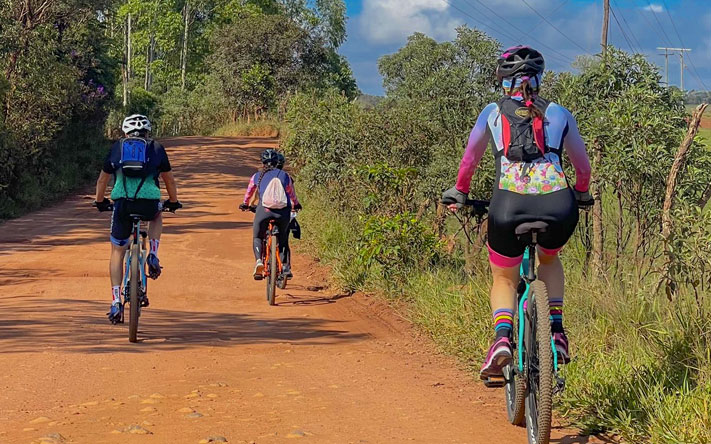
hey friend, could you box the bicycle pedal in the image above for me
[554,376,566,395]
[483,376,506,388]
[253,275,264,281]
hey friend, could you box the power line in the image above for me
[610,0,643,52]
[635,1,671,47]
[661,0,708,91]
[462,0,573,64]
[529,0,570,35]
[643,0,673,46]
[439,0,523,43]
[519,0,589,53]
[609,6,636,53]
[438,0,573,67]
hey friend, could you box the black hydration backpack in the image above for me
[497,97,550,162]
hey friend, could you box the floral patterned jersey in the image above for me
[455,98,591,196]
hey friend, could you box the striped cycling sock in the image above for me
[549,297,564,333]
[494,308,514,338]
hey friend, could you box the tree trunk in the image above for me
[661,103,708,239]
[127,13,132,81]
[591,142,604,277]
[659,103,708,297]
[122,13,128,107]
[181,0,190,90]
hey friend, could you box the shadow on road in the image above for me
[0,297,366,354]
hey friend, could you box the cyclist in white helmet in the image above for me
[93,114,182,323]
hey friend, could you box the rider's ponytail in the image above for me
[521,79,543,119]
[255,164,274,191]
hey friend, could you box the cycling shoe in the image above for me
[480,336,513,379]
[553,331,571,365]
[107,303,124,324]
[147,254,162,280]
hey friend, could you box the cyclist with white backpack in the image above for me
[240,149,301,279]
[94,114,182,323]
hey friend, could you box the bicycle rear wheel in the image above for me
[504,361,526,426]
[266,233,278,306]
[524,280,553,444]
[128,243,140,343]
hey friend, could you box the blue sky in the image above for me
[340,0,711,95]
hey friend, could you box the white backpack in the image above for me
[262,175,288,209]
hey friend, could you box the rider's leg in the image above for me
[110,242,129,290]
[145,203,163,279]
[148,212,163,255]
[480,249,521,377]
[537,248,570,363]
[109,199,130,315]
[275,212,290,275]
[252,206,269,276]
[108,241,129,321]
[490,261,519,336]
[537,249,564,331]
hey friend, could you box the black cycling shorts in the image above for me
[487,187,578,264]
[110,199,161,246]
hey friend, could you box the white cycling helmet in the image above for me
[122,114,152,134]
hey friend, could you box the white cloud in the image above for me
[357,0,461,45]
[643,3,664,13]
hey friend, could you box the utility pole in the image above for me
[660,47,669,86]
[591,0,611,278]
[657,47,691,91]
[602,0,610,54]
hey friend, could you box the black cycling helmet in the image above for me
[496,46,545,81]
[261,149,279,167]
[276,152,285,169]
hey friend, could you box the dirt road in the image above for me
[0,137,585,444]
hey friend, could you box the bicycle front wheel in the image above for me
[266,233,278,306]
[128,243,140,343]
[524,280,553,444]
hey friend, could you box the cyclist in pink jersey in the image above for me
[442,46,593,379]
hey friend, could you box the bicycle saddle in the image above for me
[515,221,548,235]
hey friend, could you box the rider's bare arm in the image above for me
[95,171,111,202]
[160,171,179,202]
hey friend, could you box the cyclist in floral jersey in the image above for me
[442,46,593,379]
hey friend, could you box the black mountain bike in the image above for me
[442,197,561,444]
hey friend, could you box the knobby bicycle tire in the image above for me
[128,243,140,343]
[267,233,278,306]
[525,280,553,444]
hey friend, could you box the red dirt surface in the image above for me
[0,137,593,443]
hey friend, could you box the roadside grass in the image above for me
[213,120,282,138]
[698,127,711,145]
[297,193,711,443]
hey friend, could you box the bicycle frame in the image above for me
[262,221,282,279]
[516,245,560,374]
[122,219,147,295]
